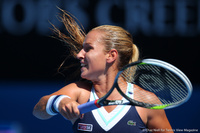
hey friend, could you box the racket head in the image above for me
[116,59,193,109]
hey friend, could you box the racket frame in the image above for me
[78,59,193,114]
[117,59,192,109]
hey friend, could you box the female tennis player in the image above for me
[33,9,173,133]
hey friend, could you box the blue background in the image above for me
[0,0,199,132]
[0,81,199,133]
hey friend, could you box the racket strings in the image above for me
[135,64,188,105]
[119,67,163,105]
[121,66,137,83]
[119,64,189,106]
[162,72,188,104]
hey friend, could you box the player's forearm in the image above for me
[33,95,53,120]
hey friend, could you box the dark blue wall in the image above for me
[0,81,199,133]
[0,0,199,132]
[0,0,199,84]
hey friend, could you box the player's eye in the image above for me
[84,45,93,52]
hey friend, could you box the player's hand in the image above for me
[58,97,83,121]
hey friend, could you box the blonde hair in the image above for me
[52,9,139,81]
[51,8,85,57]
[51,8,85,80]
[92,25,139,70]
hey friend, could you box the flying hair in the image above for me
[50,8,139,82]
[50,7,86,81]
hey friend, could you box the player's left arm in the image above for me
[147,109,174,133]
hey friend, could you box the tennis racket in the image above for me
[78,59,192,114]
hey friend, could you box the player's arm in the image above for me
[32,81,91,120]
[147,109,174,133]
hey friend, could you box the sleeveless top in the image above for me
[73,83,149,133]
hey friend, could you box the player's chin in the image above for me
[80,73,92,81]
[80,72,88,79]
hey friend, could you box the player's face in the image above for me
[77,30,108,81]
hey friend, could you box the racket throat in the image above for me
[100,100,130,106]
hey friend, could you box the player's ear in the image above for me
[106,49,118,63]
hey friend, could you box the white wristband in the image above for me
[46,95,71,116]
[53,95,71,113]
[46,95,57,116]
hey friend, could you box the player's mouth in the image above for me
[81,63,87,67]
[80,63,88,73]
[80,63,88,71]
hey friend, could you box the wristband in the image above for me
[53,95,71,113]
[46,95,57,115]
[46,95,71,116]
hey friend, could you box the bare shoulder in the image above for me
[133,85,173,131]
[133,84,161,105]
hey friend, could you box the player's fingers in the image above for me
[63,102,80,120]
[72,103,80,117]
[71,103,84,119]
[60,104,72,120]
[58,103,73,120]
[65,103,77,119]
